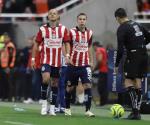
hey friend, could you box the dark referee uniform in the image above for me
[115,20,150,78]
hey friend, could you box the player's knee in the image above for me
[42,77,50,84]
[51,78,58,87]
[42,73,50,84]
[53,78,59,83]
[51,82,58,87]
[66,86,74,92]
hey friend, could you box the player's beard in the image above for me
[49,20,59,27]
[79,24,86,31]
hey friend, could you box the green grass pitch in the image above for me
[0,102,150,125]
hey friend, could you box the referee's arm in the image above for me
[115,28,125,68]
[142,26,150,44]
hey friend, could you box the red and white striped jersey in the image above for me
[36,23,69,67]
[70,27,93,66]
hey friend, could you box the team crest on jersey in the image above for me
[81,35,85,43]
[52,34,56,39]
[41,66,45,71]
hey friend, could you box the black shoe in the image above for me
[127,112,141,120]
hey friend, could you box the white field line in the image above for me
[4,121,33,125]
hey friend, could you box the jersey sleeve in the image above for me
[89,36,93,47]
[35,29,43,44]
[142,26,150,44]
[69,29,74,45]
[88,30,93,47]
[63,28,70,43]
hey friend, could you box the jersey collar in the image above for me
[47,22,59,28]
[76,26,87,32]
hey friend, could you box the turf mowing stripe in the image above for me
[4,121,33,125]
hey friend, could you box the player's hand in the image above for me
[10,63,14,68]
[31,58,36,70]
[65,56,70,64]
[65,54,74,65]
[90,62,94,71]
[114,67,119,75]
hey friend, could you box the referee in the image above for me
[114,8,150,120]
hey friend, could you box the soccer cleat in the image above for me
[127,112,141,120]
[60,107,65,113]
[55,107,60,113]
[49,105,56,116]
[85,111,95,117]
[49,111,56,116]
[41,100,48,115]
[65,109,72,116]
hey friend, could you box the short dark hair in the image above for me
[77,13,87,19]
[114,8,127,18]
[93,41,102,47]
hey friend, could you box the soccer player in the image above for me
[65,13,95,117]
[55,44,68,113]
[114,8,150,120]
[32,9,70,115]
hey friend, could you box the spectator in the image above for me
[0,32,16,101]
[15,38,31,102]
[24,0,36,13]
[142,0,150,12]
[23,6,36,21]
[2,0,24,13]
[14,49,28,102]
[33,0,48,14]
[0,0,3,13]
[136,0,143,12]
[24,36,42,104]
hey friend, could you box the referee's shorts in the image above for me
[124,48,148,79]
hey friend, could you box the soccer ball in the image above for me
[110,104,125,118]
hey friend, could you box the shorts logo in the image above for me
[124,72,127,76]
[41,66,45,71]
[86,67,92,82]
[84,94,88,102]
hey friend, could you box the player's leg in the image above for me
[135,78,142,116]
[64,66,77,116]
[59,66,68,112]
[81,66,95,117]
[65,83,74,115]
[40,64,51,115]
[124,52,142,120]
[124,78,139,118]
[48,67,60,116]
[49,78,58,115]
[97,72,108,106]
[135,51,148,116]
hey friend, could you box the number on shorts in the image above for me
[86,67,92,82]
